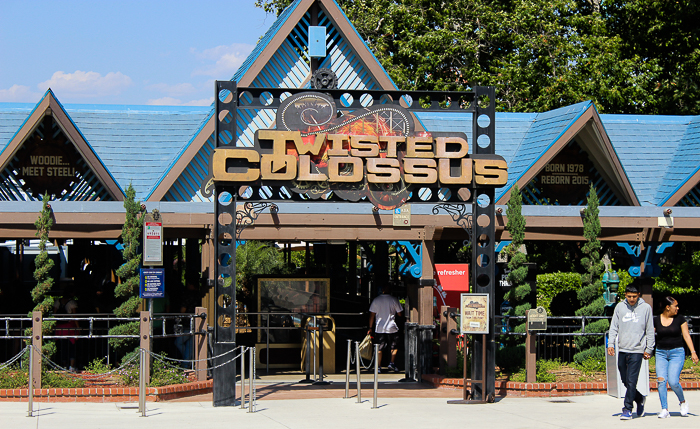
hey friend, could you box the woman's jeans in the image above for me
[656,347,686,410]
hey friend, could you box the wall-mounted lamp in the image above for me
[372,206,380,213]
[579,208,586,215]
[664,208,672,216]
[496,207,503,214]
[270,204,279,213]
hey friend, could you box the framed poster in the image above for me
[460,293,489,335]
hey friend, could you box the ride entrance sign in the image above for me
[143,210,163,266]
[527,306,547,331]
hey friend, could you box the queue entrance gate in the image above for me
[205,81,502,405]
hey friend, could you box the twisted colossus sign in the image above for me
[202,92,507,210]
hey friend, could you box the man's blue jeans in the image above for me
[656,347,686,410]
[618,351,644,411]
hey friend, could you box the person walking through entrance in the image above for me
[607,280,655,420]
[654,296,699,418]
[368,284,403,373]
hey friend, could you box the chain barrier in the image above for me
[349,344,374,369]
[31,345,139,379]
[0,345,29,370]
[143,342,238,364]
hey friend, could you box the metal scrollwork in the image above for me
[432,203,473,241]
[235,202,278,240]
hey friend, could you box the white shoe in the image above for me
[680,401,689,417]
[658,409,670,419]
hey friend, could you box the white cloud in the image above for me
[146,82,197,97]
[0,85,41,102]
[191,43,255,78]
[147,96,213,106]
[38,70,133,98]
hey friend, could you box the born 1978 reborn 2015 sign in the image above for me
[202,92,508,210]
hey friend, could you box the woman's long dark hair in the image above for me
[660,295,677,313]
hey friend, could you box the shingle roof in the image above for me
[655,116,700,205]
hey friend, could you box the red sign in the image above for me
[433,264,469,313]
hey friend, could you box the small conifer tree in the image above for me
[108,184,144,350]
[503,185,530,327]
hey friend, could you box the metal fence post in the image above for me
[240,346,246,409]
[355,341,361,403]
[344,339,351,399]
[139,348,146,417]
[372,344,379,409]
[248,346,254,413]
[31,311,42,389]
[27,345,34,417]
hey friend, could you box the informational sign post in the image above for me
[460,293,489,335]
[139,268,165,299]
[527,306,547,331]
[143,211,163,266]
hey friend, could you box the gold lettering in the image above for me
[350,135,379,157]
[438,158,472,184]
[379,136,405,158]
[326,134,349,156]
[404,159,437,184]
[435,137,468,159]
[297,155,328,181]
[366,158,400,183]
[328,157,363,182]
[261,153,297,180]
[295,133,327,156]
[406,136,434,158]
[212,149,260,182]
[474,159,508,185]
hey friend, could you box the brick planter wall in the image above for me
[422,375,700,398]
[0,380,212,403]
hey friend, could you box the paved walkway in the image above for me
[3,392,699,429]
[3,371,699,429]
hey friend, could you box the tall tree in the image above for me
[109,184,144,350]
[605,0,700,114]
[255,0,658,113]
[504,184,530,324]
[574,184,609,360]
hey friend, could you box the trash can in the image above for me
[403,323,435,381]
[605,331,650,398]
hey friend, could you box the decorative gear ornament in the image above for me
[310,68,338,89]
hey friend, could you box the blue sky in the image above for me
[0,0,273,106]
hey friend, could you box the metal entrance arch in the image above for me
[209,81,498,404]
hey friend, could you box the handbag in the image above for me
[358,333,373,360]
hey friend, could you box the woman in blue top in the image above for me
[654,296,699,418]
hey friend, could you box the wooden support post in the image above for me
[31,311,42,389]
[439,306,448,375]
[140,311,151,385]
[446,307,458,369]
[195,307,208,382]
[525,330,536,383]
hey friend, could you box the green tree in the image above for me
[605,0,700,115]
[574,184,608,359]
[235,241,290,299]
[503,184,530,323]
[27,194,57,359]
[256,0,657,114]
[109,184,144,350]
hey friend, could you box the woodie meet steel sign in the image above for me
[203,92,508,210]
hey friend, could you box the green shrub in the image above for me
[0,368,28,389]
[536,272,581,314]
[573,319,609,351]
[84,358,111,374]
[117,352,188,387]
[574,356,605,375]
[535,358,562,383]
[573,345,606,366]
[42,371,85,388]
[496,344,525,372]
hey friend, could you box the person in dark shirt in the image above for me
[654,296,699,418]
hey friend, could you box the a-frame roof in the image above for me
[418,102,640,206]
[654,116,700,206]
[148,0,399,201]
[0,90,125,201]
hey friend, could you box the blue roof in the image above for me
[601,113,691,206]
[0,100,210,200]
[655,116,700,205]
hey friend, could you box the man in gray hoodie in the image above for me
[607,280,655,420]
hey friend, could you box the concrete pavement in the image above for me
[2,391,699,429]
